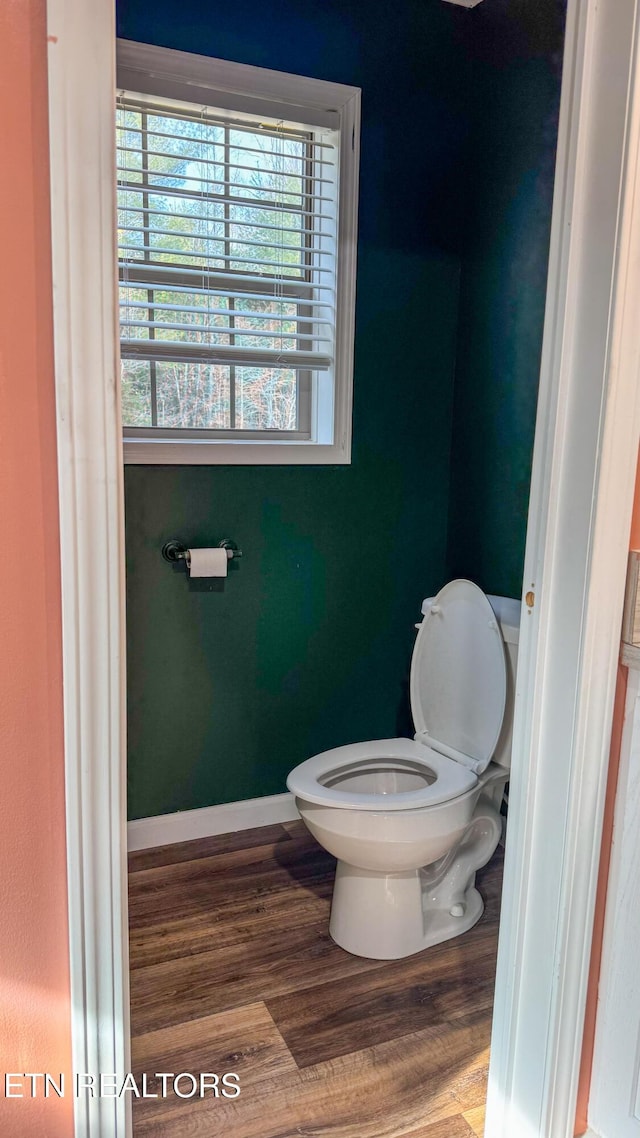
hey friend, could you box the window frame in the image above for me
[116,40,360,465]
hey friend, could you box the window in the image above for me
[116,42,360,464]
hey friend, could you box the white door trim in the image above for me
[588,665,640,1137]
[45,1,640,1137]
[487,1,640,1136]
[46,0,130,1135]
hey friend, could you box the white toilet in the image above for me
[286,579,521,960]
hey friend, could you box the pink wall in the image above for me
[0,1,73,1134]
[574,449,640,1134]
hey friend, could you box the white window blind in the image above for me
[116,94,339,436]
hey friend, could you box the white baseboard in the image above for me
[127,792,299,852]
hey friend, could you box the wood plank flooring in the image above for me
[129,819,503,1137]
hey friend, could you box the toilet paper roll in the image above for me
[188,547,228,578]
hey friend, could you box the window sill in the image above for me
[123,438,351,465]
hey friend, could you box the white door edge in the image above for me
[486,1,640,1136]
[588,665,640,1136]
[47,0,130,1135]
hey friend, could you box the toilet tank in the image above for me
[420,591,521,771]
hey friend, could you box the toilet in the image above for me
[286,579,521,960]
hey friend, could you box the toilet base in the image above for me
[328,801,501,960]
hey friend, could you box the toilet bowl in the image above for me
[287,580,520,960]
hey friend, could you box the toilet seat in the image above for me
[286,737,477,810]
[287,580,507,814]
[410,579,507,774]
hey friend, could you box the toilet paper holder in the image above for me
[161,538,243,566]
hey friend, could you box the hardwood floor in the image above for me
[129,819,503,1137]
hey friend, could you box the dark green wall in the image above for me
[119,0,468,819]
[120,0,565,820]
[446,1,566,597]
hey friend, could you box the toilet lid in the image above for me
[410,579,506,774]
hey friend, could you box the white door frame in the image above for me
[45,1,640,1137]
[47,1,130,1135]
[486,1,640,1135]
[587,657,640,1137]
